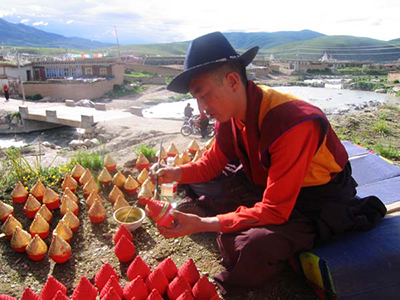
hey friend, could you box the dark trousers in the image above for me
[183,163,386,294]
[4,91,9,101]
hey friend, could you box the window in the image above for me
[100,67,107,76]
[85,67,93,76]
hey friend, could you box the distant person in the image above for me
[199,111,209,138]
[3,84,9,102]
[184,103,194,119]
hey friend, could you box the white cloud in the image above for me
[32,21,49,26]
[21,19,29,24]
[66,20,74,24]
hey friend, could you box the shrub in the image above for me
[394,79,399,84]
[26,93,43,100]
[134,144,156,162]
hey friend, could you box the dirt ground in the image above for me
[1,83,399,299]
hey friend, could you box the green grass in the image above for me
[68,149,105,171]
[125,71,153,78]
[373,120,391,134]
[374,144,400,160]
[134,144,156,162]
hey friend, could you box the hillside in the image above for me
[0,18,113,49]
[262,35,400,61]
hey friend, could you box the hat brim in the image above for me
[167,46,259,94]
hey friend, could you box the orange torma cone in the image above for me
[187,139,200,155]
[113,224,133,244]
[104,153,117,172]
[20,287,41,300]
[137,168,149,185]
[167,276,192,300]
[112,171,126,189]
[29,213,50,239]
[53,219,73,243]
[63,187,78,204]
[114,235,135,262]
[10,226,31,253]
[0,201,14,223]
[175,290,195,300]
[95,263,119,292]
[147,288,164,300]
[71,276,98,300]
[26,234,48,261]
[71,164,85,182]
[60,195,79,216]
[83,178,99,198]
[136,153,150,171]
[98,167,112,186]
[123,175,139,195]
[24,194,41,219]
[156,257,178,282]
[126,255,151,281]
[42,187,60,210]
[123,275,148,300]
[112,195,130,212]
[79,168,93,186]
[173,154,183,167]
[48,234,71,264]
[86,190,102,208]
[62,211,80,233]
[61,173,78,193]
[180,151,191,165]
[145,268,169,296]
[40,276,67,300]
[30,180,46,201]
[99,275,123,299]
[145,199,174,227]
[11,181,28,203]
[108,185,124,204]
[1,215,22,240]
[88,200,107,223]
[177,259,200,287]
[192,275,218,300]
[36,204,53,223]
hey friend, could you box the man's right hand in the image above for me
[150,165,182,184]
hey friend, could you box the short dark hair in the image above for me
[211,61,248,86]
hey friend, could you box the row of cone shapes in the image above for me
[0,257,220,300]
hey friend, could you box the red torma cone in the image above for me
[98,167,112,186]
[210,294,222,300]
[147,288,164,300]
[156,257,178,282]
[88,200,107,223]
[11,181,28,203]
[53,220,73,243]
[177,259,200,287]
[42,187,60,210]
[113,224,133,244]
[137,185,152,206]
[175,290,194,300]
[95,263,119,292]
[192,275,218,300]
[112,171,126,189]
[40,276,67,300]
[62,211,80,233]
[123,275,148,300]
[71,276,98,300]
[51,290,69,300]
[24,195,41,219]
[145,199,174,227]
[167,276,192,300]
[30,213,50,239]
[26,234,48,261]
[104,153,117,172]
[36,204,53,223]
[30,180,46,201]
[114,235,135,262]
[126,255,151,281]
[0,201,14,223]
[1,215,22,240]
[135,153,150,171]
[10,226,31,253]
[100,286,121,300]
[60,196,79,216]
[61,173,78,193]
[124,175,139,195]
[99,276,123,299]
[48,234,71,264]
[145,269,169,296]
[63,187,78,204]
[137,168,149,185]
[20,287,41,300]
[0,295,16,300]
[71,164,85,182]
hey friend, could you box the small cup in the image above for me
[113,206,145,232]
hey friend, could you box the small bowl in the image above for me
[113,206,145,232]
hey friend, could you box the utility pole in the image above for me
[17,53,26,102]
[114,26,121,60]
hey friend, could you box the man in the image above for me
[153,32,386,294]
[184,102,194,119]
[199,110,209,139]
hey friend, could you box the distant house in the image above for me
[0,58,33,96]
[388,72,400,82]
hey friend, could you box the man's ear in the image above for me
[225,72,241,91]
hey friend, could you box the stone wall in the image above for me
[125,64,181,76]
[124,76,166,85]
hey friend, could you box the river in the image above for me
[142,86,399,120]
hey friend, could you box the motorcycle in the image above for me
[180,115,215,138]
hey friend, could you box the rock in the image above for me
[83,139,92,147]
[91,138,100,145]
[42,141,51,147]
[69,140,84,149]
[374,88,386,94]
[75,99,95,108]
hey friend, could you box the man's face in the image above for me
[189,72,235,123]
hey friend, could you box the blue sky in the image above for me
[1,0,399,45]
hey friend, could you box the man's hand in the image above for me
[158,210,221,238]
[150,165,182,184]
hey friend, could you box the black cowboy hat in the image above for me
[167,31,259,94]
